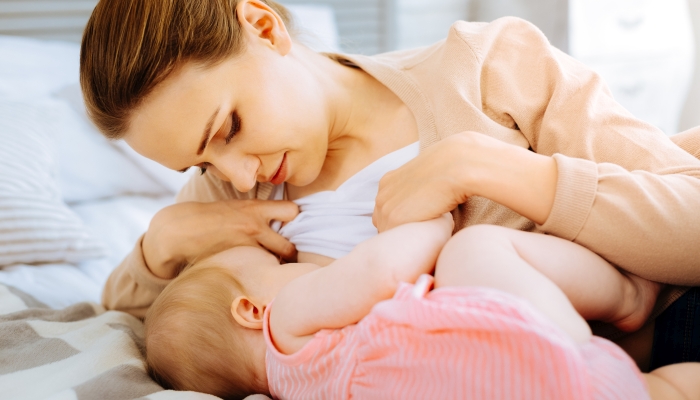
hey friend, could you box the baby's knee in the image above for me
[435,225,519,287]
[438,224,513,265]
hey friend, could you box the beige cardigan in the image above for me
[103,17,700,320]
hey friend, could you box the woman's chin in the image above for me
[285,176,304,187]
[286,169,318,188]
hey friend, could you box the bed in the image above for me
[0,5,339,399]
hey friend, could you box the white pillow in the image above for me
[51,85,175,203]
[54,83,193,197]
[0,98,105,267]
[0,35,189,203]
[0,35,79,98]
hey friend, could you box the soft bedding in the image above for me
[0,281,217,400]
[0,195,174,310]
[0,32,192,400]
[0,98,106,267]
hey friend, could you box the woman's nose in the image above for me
[212,155,259,193]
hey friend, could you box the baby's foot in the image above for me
[612,274,662,332]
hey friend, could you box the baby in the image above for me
[143,217,697,399]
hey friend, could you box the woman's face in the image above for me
[125,40,331,192]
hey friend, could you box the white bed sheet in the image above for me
[0,194,174,309]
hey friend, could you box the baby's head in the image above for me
[145,257,261,399]
[144,246,317,399]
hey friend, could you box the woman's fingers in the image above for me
[247,200,299,259]
[257,228,297,261]
[143,199,299,278]
[249,199,300,225]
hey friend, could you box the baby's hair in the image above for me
[80,0,293,139]
[144,264,261,399]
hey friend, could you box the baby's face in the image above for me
[194,246,320,304]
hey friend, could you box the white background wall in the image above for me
[280,0,471,54]
[393,0,470,50]
[469,0,569,51]
[680,0,700,131]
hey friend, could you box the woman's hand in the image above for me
[373,131,558,232]
[142,199,299,279]
[373,134,472,232]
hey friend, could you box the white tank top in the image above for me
[271,142,419,259]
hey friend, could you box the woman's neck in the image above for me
[287,46,419,198]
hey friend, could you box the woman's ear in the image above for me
[236,0,292,55]
[231,295,266,330]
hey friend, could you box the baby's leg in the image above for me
[434,225,591,343]
[434,225,659,340]
[645,362,700,399]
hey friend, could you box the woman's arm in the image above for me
[269,216,453,354]
[374,131,557,228]
[375,17,700,285]
[102,174,298,317]
[672,125,700,159]
[101,235,171,319]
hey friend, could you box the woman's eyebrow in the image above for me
[197,107,221,156]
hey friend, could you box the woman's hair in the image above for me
[144,265,261,399]
[80,0,292,139]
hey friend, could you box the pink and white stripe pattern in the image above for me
[264,275,648,400]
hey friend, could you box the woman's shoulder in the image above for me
[346,17,550,75]
[447,17,551,62]
[672,126,700,159]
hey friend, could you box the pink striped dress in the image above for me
[263,275,649,400]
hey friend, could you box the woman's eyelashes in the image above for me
[198,112,239,176]
[225,111,241,144]
[199,162,211,175]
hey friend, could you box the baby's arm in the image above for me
[270,215,453,354]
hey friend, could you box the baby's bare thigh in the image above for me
[440,225,615,287]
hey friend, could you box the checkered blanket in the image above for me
[0,283,220,400]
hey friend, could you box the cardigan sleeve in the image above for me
[457,17,700,284]
[101,173,259,317]
[101,235,171,319]
[672,125,700,159]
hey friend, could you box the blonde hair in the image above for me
[80,0,293,139]
[144,265,261,399]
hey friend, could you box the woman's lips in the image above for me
[270,153,287,185]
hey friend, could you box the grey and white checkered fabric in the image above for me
[0,283,218,400]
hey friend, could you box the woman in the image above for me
[80,0,700,371]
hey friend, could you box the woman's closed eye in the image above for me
[192,111,241,176]
[225,110,241,144]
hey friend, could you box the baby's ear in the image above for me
[231,296,266,330]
